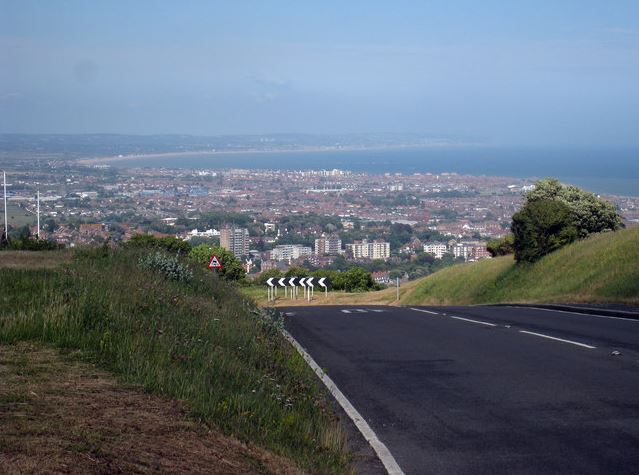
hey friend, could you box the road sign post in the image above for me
[307,277,314,301]
[266,277,275,302]
[318,277,328,296]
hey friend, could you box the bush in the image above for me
[188,244,246,282]
[526,178,622,238]
[139,251,194,282]
[487,234,514,257]
[512,199,578,263]
[126,234,191,254]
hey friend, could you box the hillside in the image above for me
[401,225,639,306]
[0,248,352,474]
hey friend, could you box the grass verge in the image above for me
[402,226,639,305]
[0,247,351,474]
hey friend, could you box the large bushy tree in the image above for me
[525,178,622,238]
[511,199,578,263]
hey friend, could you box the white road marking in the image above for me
[341,309,352,314]
[506,305,639,323]
[450,316,497,327]
[371,309,385,313]
[519,330,596,349]
[355,309,368,313]
[410,308,440,315]
[282,330,405,475]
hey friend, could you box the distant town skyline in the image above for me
[2,1,639,147]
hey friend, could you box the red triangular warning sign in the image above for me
[207,255,223,269]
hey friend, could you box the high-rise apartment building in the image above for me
[220,226,249,257]
[346,239,390,260]
[314,234,342,255]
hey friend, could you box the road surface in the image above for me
[283,305,639,474]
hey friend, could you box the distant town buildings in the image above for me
[220,226,249,257]
[423,242,448,259]
[269,244,313,262]
[346,239,391,260]
[314,234,342,255]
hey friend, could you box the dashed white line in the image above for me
[509,306,639,323]
[519,330,596,349]
[282,330,405,475]
[410,308,440,315]
[450,316,497,327]
[341,309,352,314]
[355,309,368,313]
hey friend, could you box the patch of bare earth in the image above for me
[0,251,72,269]
[0,343,302,475]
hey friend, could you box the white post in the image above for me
[2,171,7,237]
[36,189,40,239]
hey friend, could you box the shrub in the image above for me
[511,199,578,263]
[139,251,193,282]
[526,178,622,238]
[126,234,191,254]
[487,234,514,257]
[188,244,246,282]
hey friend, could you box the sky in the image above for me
[1,1,639,146]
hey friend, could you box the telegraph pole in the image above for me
[36,189,40,239]
[2,171,7,237]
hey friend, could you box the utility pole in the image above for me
[2,171,7,238]
[36,189,40,239]
[396,277,400,302]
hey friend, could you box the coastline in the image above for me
[76,142,474,166]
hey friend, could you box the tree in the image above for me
[188,244,246,281]
[486,234,515,257]
[525,178,622,238]
[511,199,577,263]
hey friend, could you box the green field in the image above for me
[0,248,351,473]
[1,202,36,228]
[401,225,639,306]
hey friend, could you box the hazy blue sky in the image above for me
[2,1,639,146]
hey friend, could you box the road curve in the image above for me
[283,305,639,475]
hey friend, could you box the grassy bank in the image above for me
[402,226,639,305]
[0,247,351,473]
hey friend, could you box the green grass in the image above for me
[0,247,351,474]
[1,202,36,228]
[402,226,639,305]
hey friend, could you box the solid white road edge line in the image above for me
[410,308,440,315]
[519,330,596,349]
[282,330,405,475]
[450,316,497,327]
[508,305,639,323]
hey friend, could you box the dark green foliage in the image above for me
[487,234,515,257]
[125,234,192,254]
[2,229,62,251]
[188,244,246,281]
[526,178,623,238]
[512,199,578,263]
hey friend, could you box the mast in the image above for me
[2,171,7,239]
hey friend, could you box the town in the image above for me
[3,163,638,283]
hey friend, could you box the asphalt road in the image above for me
[283,305,639,474]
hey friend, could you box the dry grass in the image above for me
[0,250,72,269]
[0,342,301,475]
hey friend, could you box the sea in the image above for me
[110,146,639,197]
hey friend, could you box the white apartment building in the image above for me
[346,239,390,260]
[270,244,313,262]
[423,242,448,259]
